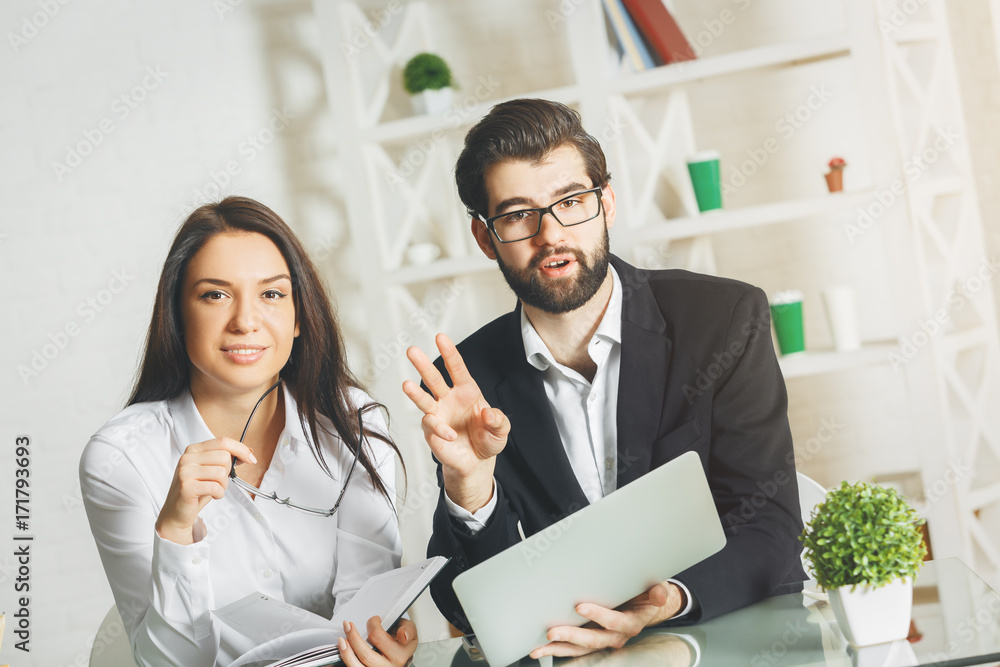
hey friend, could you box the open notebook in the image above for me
[221,556,448,667]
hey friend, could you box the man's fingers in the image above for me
[421,413,458,443]
[530,624,628,659]
[482,407,511,438]
[530,641,595,659]
[575,603,632,634]
[405,345,452,401]
[435,332,476,386]
[646,583,669,608]
[546,624,628,651]
[402,379,438,414]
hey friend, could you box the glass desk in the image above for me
[411,558,1000,667]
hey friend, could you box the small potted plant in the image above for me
[403,52,454,115]
[825,157,847,192]
[800,481,926,647]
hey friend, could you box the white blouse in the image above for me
[80,384,401,667]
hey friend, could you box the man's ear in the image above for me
[471,216,497,260]
[602,183,617,231]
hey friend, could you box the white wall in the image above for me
[0,2,297,664]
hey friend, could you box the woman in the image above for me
[80,197,416,667]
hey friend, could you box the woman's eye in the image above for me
[199,290,226,301]
[263,290,287,300]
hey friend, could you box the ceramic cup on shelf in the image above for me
[822,286,861,352]
[405,242,441,266]
[769,290,806,355]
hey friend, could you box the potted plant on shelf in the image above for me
[800,481,926,647]
[825,157,847,192]
[403,52,454,115]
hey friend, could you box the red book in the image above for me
[621,0,696,64]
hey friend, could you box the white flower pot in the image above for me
[411,87,453,115]
[827,578,913,647]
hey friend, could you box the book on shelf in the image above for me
[622,0,697,64]
[602,0,657,72]
[222,556,448,667]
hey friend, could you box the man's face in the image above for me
[472,144,616,315]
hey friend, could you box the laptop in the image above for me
[451,450,726,667]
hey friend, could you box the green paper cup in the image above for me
[770,290,805,355]
[687,150,723,213]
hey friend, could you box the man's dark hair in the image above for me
[455,98,611,218]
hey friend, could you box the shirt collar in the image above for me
[521,264,623,371]
[168,381,307,453]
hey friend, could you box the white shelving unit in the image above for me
[311,0,1000,630]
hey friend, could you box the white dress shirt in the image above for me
[444,266,695,618]
[80,384,401,667]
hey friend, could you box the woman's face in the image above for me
[181,232,299,401]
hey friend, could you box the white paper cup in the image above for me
[822,286,861,352]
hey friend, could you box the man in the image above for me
[402,98,806,659]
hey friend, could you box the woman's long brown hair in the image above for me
[128,196,402,503]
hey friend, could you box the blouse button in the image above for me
[192,557,202,565]
[263,569,273,578]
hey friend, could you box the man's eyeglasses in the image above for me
[228,380,382,517]
[474,186,605,243]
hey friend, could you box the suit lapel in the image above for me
[612,256,672,488]
[495,304,590,513]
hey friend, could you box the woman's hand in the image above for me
[338,616,417,667]
[155,437,257,545]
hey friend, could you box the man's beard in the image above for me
[493,228,611,315]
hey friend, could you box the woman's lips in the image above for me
[222,347,266,364]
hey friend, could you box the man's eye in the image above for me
[558,198,581,209]
[503,211,530,223]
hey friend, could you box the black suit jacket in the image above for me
[427,256,806,631]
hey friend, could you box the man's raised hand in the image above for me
[402,333,509,512]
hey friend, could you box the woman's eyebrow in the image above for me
[191,274,291,288]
